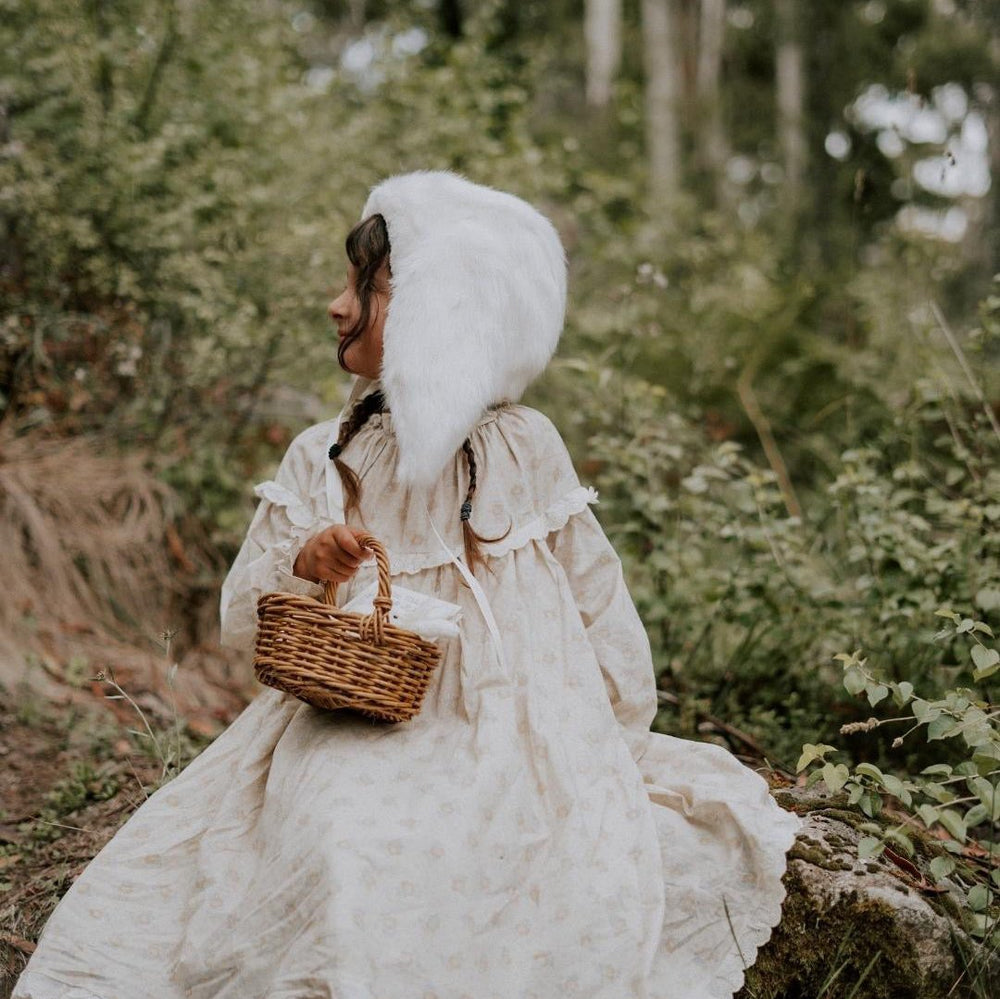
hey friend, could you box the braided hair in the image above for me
[328,388,386,528]
[331,390,511,575]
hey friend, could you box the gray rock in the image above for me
[737,782,1000,999]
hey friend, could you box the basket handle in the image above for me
[322,532,393,646]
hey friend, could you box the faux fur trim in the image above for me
[360,170,566,489]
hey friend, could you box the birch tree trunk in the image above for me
[775,0,806,213]
[986,36,1000,275]
[696,0,729,200]
[348,0,365,32]
[585,0,623,109]
[642,0,683,202]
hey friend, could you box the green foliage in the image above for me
[798,632,1000,946]
[26,760,120,846]
[543,299,1000,770]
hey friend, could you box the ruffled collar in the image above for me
[362,403,512,437]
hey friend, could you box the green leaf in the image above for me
[796,743,839,772]
[929,855,955,881]
[964,803,989,827]
[927,715,960,741]
[935,608,961,623]
[912,699,941,724]
[834,650,865,666]
[938,808,967,843]
[857,835,884,859]
[967,884,991,912]
[822,762,851,794]
[844,668,867,697]
[883,828,913,856]
[917,803,940,827]
[922,782,957,804]
[968,776,998,811]
[957,618,975,634]
[971,645,1000,680]
[805,769,826,789]
[892,681,914,707]
[866,684,889,707]
[964,911,992,938]
[880,773,905,798]
[860,791,881,818]
[974,588,1000,612]
[920,763,953,776]
[855,763,884,782]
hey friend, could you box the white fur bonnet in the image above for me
[353,170,567,489]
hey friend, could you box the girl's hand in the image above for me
[293,524,370,584]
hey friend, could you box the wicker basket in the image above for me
[253,532,443,722]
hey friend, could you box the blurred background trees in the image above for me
[2,0,999,768]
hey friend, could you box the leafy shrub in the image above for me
[543,309,999,774]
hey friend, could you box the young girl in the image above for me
[13,171,803,999]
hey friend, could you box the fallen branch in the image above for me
[736,372,803,519]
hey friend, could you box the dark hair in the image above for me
[336,213,391,373]
[331,215,510,575]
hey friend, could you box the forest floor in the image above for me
[0,664,246,997]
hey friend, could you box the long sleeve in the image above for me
[547,503,658,764]
[219,423,336,651]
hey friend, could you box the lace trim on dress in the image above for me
[713,811,800,995]
[383,485,601,576]
[253,480,316,529]
[637,743,803,995]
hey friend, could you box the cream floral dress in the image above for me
[13,404,803,999]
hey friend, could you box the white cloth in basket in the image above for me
[340,580,463,641]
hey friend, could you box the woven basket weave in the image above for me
[253,532,443,722]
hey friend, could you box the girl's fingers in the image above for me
[314,558,354,583]
[331,547,365,571]
[338,529,368,561]
[306,525,370,582]
[314,548,365,581]
[316,560,356,582]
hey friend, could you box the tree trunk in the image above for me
[775,0,806,215]
[642,0,683,203]
[439,0,463,38]
[584,0,623,109]
[696,0,729,202]
[986,35,1000,277]
[348,0,365,32]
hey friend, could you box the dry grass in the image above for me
[0,424,255,720]
[0,425,173,682]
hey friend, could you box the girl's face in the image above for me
[328,261,390,380]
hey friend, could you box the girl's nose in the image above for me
[328,292,348,322]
